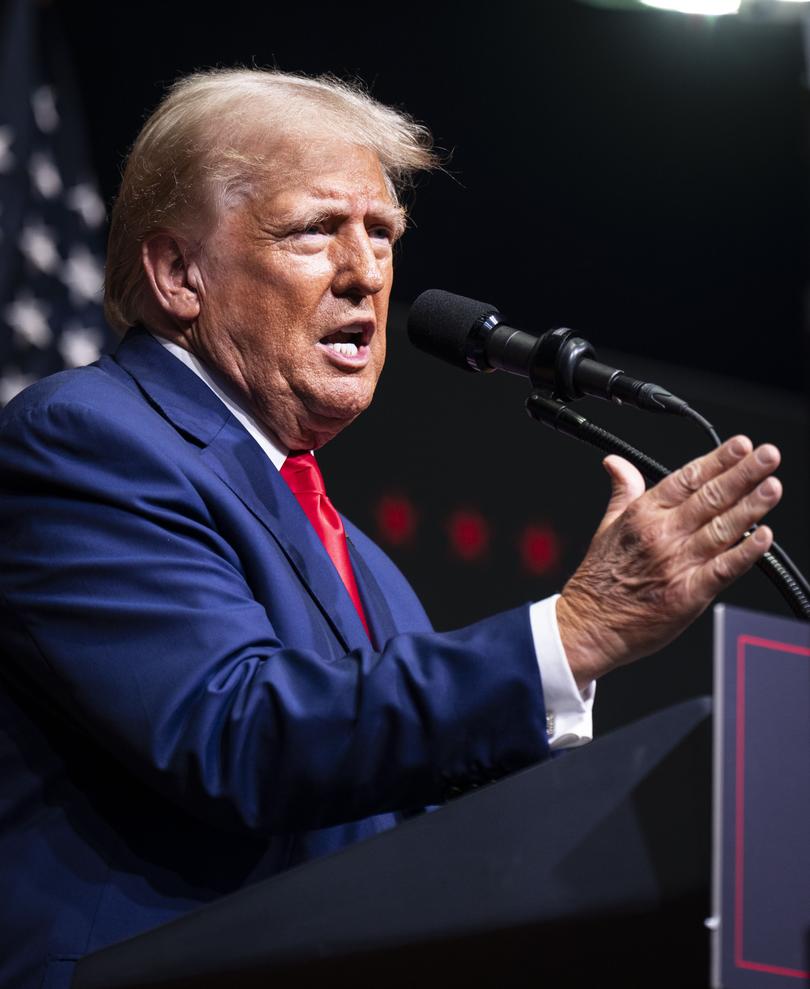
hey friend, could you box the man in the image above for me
[0,69,781,989]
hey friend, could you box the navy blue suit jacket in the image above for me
[0,328,549,989]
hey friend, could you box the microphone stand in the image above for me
[526,391,810,623]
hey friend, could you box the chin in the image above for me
[285,393,371,451]
[308,379,376,425]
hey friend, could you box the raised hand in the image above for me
[556,435,782,689]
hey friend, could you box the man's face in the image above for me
[186,139,404,450]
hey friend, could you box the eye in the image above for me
[368,224,395,242]
[283,218,330,240]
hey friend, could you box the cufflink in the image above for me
[545,712,555,738]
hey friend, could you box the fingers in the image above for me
[679,442,780,534]
[690,475,782,559]
[693,525,774,601]
[651,435,753,510]
[651,436,780,534]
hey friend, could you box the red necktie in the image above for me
[280,452,371,639]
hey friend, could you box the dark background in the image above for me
[59,0,809,731]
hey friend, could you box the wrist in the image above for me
[555,591,620,690]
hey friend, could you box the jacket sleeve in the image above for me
[0,397,550,835]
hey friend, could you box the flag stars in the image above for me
[19,222,60,274]
[0,125,15,173]
[29,151,62,198]
[58,324,103,367]
[31,86,59,133]
[4,295,53,348]
[66,184,106,228]
[0,38,112,401]
[61,245,103,304]
[0,369,36,406]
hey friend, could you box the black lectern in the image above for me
[73,698,712,989]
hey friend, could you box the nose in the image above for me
[331,225,387,301]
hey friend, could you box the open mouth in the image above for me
[318,323,373,361]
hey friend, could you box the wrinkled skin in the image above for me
[143,139,404,450]
[557,436,781,687]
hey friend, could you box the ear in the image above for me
[141,234,201,323]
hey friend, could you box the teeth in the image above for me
[325,342,359,356]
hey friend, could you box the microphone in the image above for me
[407,289,691,415]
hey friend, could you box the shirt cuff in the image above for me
[528,594,595,750]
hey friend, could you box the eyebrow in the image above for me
[272,198,407,237]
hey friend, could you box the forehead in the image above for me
[256,139,396,213]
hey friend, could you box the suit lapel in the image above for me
[346,539,398,650]
[112,328,369,653]
[200,424,370,651]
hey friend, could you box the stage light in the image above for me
[375,494,417,547]
[519,525,561,577]
[640,0,740,12]
[448,510,490,562]
[580,0,810,13]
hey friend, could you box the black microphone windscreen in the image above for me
[407,289,497,370]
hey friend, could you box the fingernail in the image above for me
[752,528,769,546]
[756,445,778,466]
[758,479,778,498]
[730,439,747,457]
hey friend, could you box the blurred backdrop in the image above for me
[2,0,808,731]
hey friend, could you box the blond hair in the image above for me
[104,68,437,332]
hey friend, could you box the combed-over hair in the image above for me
[104,68,437,333]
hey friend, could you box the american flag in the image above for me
[0,0,114,407]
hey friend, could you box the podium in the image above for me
[74,698,712,989]
[712,606,810,988]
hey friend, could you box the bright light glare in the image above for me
[640,0,741,12]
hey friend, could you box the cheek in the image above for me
[227,247,330,307]
[261,266,336,341]
[271,254,334,302]
[373,294,389,362]
[374,330,387,369]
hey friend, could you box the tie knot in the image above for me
[280,452,326,497]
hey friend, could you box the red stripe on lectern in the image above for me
[734,636,747,971]
[738,960,810,979]
[733,633,810,981]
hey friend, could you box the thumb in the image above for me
[595,455,646,534]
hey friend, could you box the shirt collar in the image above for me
[152,334,288,471]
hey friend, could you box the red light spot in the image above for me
[375,494,417,546]
[520,524,560,575]
[448,509,490,561]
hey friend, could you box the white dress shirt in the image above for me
[155,336,595,749]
